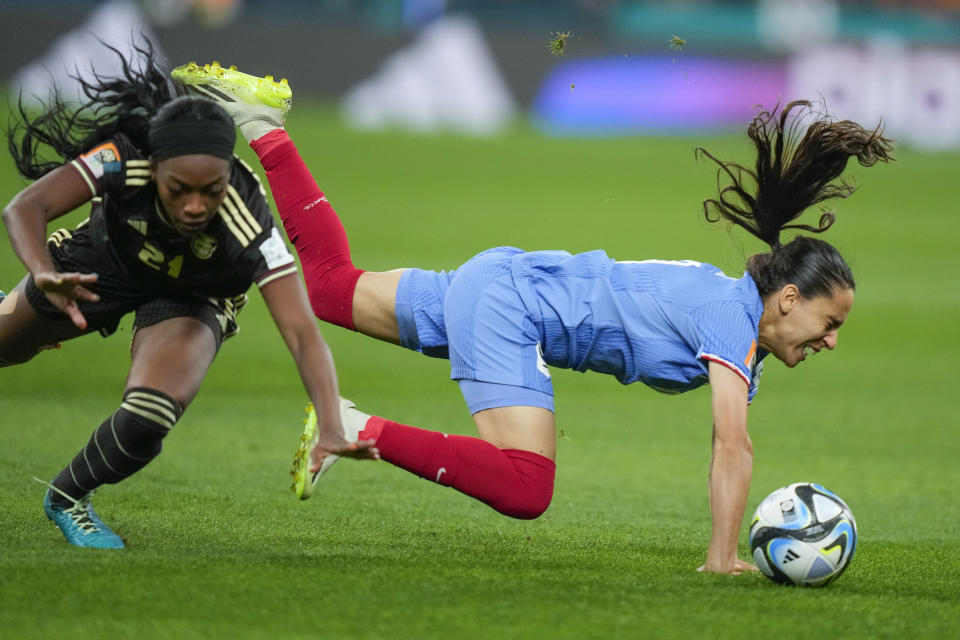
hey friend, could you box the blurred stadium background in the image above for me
[1,0,959,146]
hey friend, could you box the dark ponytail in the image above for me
[7,39,179,180]
[698,100,893,298]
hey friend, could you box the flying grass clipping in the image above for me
[548,31,571,57]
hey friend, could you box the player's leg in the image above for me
[345,402,556,519]
[2,225,142,363]
[304,250,558,518]
[0,276,95,365]
[172,62,403,342]
[247,125,407,343]
[43,304,221,548]
[352,255,557,518]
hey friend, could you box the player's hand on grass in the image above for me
[697,556,758,575]
[34,271,99,330]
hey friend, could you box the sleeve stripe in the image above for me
[224,196,256,240]
[69,159,98,197]
[227,185,263,240]
[227,186,263,236]
[218,188,261,245]
[237,157,267,197]
[218,206,251,246]
[256,264,298,288]
[701,354,750,387]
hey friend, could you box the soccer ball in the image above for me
[749,483,857,587]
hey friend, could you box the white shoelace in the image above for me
[32,477,99,535]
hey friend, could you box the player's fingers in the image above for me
[310,440,379,470]
[73,285,101,303]
[32,272,59,290]
[64,302,88,330]
[340,441,380,460]
[60,271,99,284]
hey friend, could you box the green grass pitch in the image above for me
[1,101,958,638]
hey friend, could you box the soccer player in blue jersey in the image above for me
[0,45,374,549]
[175,63,892,574]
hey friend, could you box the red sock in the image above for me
[250,129,362,330]
[361,417,556,520]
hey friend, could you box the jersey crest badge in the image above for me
[191,233,218,259]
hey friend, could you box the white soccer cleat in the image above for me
[171,61,292,128]
[291,397,370,500]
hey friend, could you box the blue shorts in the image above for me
[395,247,554,414]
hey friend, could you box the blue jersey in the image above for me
[509,250,767,400]
[396,247,769,412]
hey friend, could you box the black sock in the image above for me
[50,387,183,505]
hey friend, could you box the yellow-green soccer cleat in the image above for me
[171,61,292,127]
[291,403,319,500]
[290,397,369,501]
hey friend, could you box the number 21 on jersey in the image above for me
[138,241,183,278]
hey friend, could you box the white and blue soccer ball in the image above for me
[749,483,857,587]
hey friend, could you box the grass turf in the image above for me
[1,102,958,638]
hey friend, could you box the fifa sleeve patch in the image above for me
[70,142,122,197]
[258,227,295,270]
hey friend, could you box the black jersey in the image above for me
[67,133,296,298]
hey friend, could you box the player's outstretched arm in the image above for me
[2,164,99,329]
[260,272,378,460]
[699,361,759,575]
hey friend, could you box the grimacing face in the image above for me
[152,154,231,237]
[759,284,855,368]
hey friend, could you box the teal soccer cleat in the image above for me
[43,488,125,549]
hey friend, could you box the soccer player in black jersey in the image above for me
[0,44,374,549]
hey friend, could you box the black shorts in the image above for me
[24,229,246,349]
